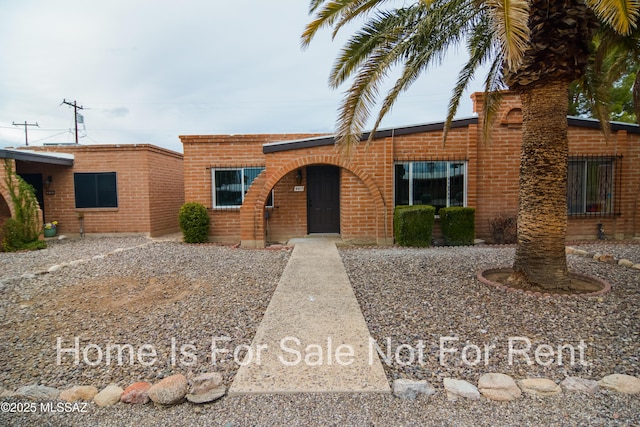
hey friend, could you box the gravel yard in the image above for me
[1,237,639,426]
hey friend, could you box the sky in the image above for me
[0,1,484,154]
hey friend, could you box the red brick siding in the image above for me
[13,145,183,236]
[181,92,640,244]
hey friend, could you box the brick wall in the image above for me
[14,144,183,236]
[181,92,640,244]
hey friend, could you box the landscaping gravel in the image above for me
[1,237,639,426]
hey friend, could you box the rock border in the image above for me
[477,267,611,298]
[565,246,640,270]
[4,372,639,408]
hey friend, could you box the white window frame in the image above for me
[211,167,273,209]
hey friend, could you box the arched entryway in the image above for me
[240,154,388,247]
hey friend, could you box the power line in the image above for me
[12,121,39,146]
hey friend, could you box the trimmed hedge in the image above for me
[439,207,475,246]
[394,205,436,247]
[179,202,210,243]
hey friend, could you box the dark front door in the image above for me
[307,165,340,233]
[19,173,45,219]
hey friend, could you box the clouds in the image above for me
[0,1,482,153]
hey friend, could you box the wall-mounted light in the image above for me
[44,176,53,189]
[295,168,303,185]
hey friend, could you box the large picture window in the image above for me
[567,157,615,215]
[212,167,272,208]
[74,172,118,208]
[394,161,466,211]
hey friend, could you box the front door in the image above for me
[307,165,340,233]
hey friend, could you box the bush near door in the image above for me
[393,205,436,247]
[440,207,475,246]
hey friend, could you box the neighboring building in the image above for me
[0,144,184,237]
[181,91,640,247]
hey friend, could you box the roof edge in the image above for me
[0,148,75,166]
[263,117,479,154]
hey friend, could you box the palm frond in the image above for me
[444,11,497,143]
[367,0,483,143]
[486,0,530,71]
[587,0,640,35]
[329,8,412,88]
[481,56,507,143]
[302,0,388,48]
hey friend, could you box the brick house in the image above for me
[180,91,640,248]
[0,144,184,238]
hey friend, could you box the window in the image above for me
[212,167,272,208]
[74,172,118,208]
[394,161,466,211]
[567,157,615,215]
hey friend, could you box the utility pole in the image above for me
[12,121,39,146]
[62,99,84,144]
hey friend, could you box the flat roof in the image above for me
[263,115,640,154]
[263,117,479,154]
[0,148,74,166]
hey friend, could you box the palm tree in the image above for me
[302,0,638,290]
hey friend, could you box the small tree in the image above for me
[2,159,44,251]
[179,202,210,243]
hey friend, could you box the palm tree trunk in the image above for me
[509,80,571,290]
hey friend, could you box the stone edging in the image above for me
[565,246,640,270]
[3,372,639,408]
[476,268,611,298]
[393,373,640,401]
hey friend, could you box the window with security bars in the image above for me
[394,161,466,212]
[567,157,620,216]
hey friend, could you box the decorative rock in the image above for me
[597,254,615,263]
[121,382,152,404]
[443,378,480,401]
[618,259,635,268]
[392,379,436,400]
[59,385,98,402]
[0,387,14,398]
[518,378,561,397]
[572,249,588,256]
[560,377,599,394]
[148,374,188,405]
[190,372,223,395]
[186,386,226,404]
[599,374,640,394]
[478,373,521,401]
[94,384,124,407]
[632,264,640,270]
[14,385,60,400]
[48,265,62,273]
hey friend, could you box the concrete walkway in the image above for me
[229,238,391,394]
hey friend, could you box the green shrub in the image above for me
[440,207,475,246]
[179,202,210,243]
[394,205,436,247]
[1,160,44,252]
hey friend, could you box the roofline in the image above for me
[0,148,74,166]
[568,116,640,134]
[263,117,479,154]
[263,115,639,154]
